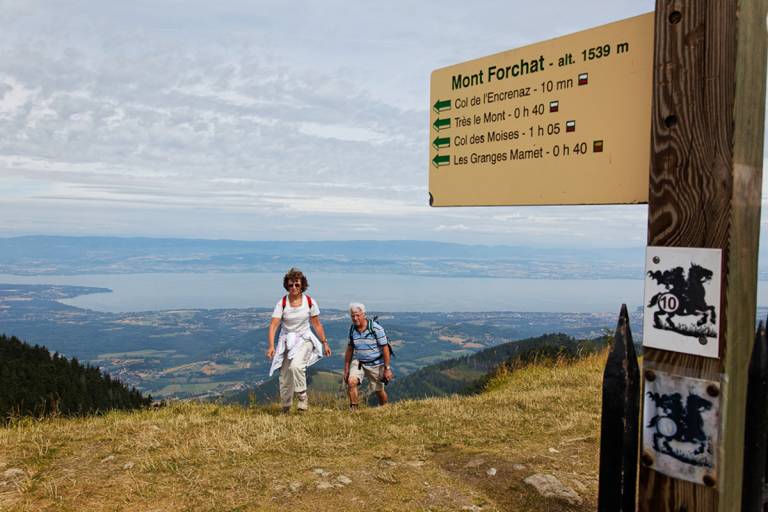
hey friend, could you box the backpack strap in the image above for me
[367,318,395,359]
[282,294,313,314]
[349,321,375,347]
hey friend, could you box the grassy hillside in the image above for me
[0,351,607,511]
[387,333,603,401]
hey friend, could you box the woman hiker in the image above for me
[266,268,331,413]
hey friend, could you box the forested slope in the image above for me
[0,334,151,420]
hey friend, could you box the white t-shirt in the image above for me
[271,294,320,333]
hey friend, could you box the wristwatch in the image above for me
[385,365,391,370]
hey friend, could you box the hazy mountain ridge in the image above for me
[0,235,646,279]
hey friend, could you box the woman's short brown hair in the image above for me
[283,268,308,292]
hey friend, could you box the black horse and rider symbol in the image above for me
[647,391,713,467]
[647,263,717,338]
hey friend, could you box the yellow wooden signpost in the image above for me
[429,13,653,206]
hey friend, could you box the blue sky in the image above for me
[0,0,765,249]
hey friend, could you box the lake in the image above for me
[0,272,765,314]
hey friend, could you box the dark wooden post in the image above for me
[598,304,640,511]
[639,1,767,510]
[742,319,768,511]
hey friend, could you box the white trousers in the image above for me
[279,339,313,408]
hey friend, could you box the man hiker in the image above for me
[343,302,394,409]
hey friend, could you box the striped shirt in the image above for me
[349,321,388,366]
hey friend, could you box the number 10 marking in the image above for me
[658,293,679,313]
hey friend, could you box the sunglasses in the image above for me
[288,282,302,288]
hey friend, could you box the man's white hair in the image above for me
[349,302,366,313]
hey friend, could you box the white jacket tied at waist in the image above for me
[269,328,324,376]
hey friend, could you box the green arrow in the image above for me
[433,117,450,131]
[432,136,450,150]
[432,154,450,168]
[433,99,451,113]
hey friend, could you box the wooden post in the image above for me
[742,319,768,511]
[639,1,767,511]
[598,304,640,511]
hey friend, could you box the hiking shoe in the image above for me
[296,391,308,411]
[282,406,291,414]
[349,403,359,412]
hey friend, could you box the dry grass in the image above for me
[0,350,607,511]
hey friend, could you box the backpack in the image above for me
[281,294,313,311]
[348,316,395,361]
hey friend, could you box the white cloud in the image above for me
[297,122,388,143]
[0,77,35,114]
[435,224,470,232]
[262,195,424,216]
[4,0,765,251]
[351,225,380,232]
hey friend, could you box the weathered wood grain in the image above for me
[639,0,767,510]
